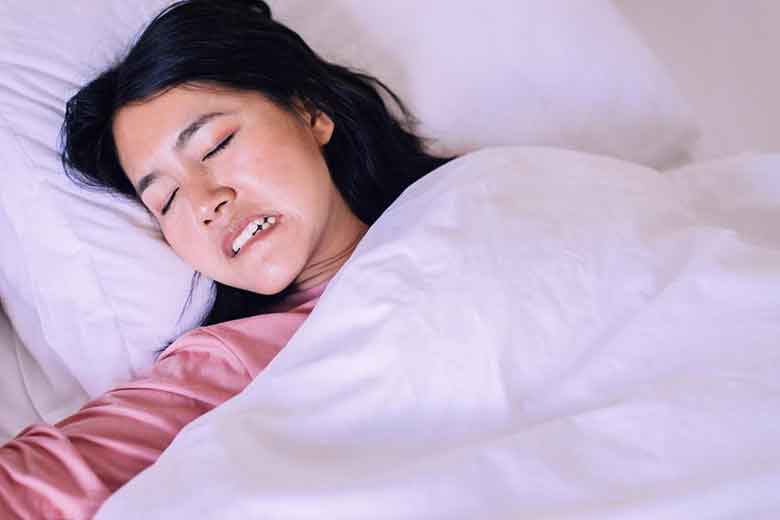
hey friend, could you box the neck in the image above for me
[295,217,368,291]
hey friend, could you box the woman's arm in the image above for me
[0,330,253,519]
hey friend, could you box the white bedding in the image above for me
[0,308,42,440]
[0,0,698,425]
[96,147,780,519]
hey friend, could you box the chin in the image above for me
[247,267,297,296]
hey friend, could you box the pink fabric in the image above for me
[0,281,326,519]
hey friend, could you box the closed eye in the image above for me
[161,187,179,215]
[202,133,235,161]
[159,132,234,216]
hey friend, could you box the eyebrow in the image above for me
[135,111,228,196]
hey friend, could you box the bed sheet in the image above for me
[96,148,780,519]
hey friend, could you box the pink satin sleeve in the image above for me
[0,329,263,519]
[0,280,322,519]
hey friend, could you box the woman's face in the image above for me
[113,84,367,294]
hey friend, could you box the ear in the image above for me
[309,109,334,146]
[293,98,334,146]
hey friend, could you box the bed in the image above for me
[1,1,778,518]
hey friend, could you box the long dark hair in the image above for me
[61,0,453,335]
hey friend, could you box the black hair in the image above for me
[61,0,453,342]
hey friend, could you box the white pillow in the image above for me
[0,0,208,412]
[269,0,699,168]
[0,0,697,418]
[0,304,44,441]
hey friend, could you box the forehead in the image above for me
[114,85,242,141]
[112,85,261,181]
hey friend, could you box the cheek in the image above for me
[161,221,204,264]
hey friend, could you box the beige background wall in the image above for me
[615,0,780,161]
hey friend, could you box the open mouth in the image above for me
[230,215,277,257]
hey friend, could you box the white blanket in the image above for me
[97,147,780,519]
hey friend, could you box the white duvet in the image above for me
[97,147,780,519]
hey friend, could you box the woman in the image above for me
[0,1,452,517]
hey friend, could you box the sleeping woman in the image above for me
[0,0,452,517]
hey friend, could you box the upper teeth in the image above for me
[232,216,276,255]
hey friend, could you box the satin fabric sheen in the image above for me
[0,281,326,519]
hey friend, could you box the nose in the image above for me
[191,183,235,226]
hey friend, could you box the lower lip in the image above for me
[231,218,280,260]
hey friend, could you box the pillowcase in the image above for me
[0,304,44,441]
[269,0,699,168]
[0,1,208,418]
[0,0,698,421]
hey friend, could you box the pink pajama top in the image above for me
[0,280,327,519]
